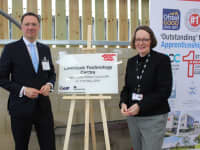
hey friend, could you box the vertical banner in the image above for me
[150,0,200,149]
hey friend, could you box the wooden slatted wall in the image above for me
[95,0,104,43]
[82,0,92,41]
[0,0,9,136]
[0,0,8,41]
[12,0,23,39]
[107,0,117,48]
[27,0,38,14]
[119,0,128,48]
[69,0,79,41]
[141,0,149,25]
[130,0,139,36]
[0,0,150,44]
[42,0,52,39]
[0,0,150,133]
[55,0,66,40]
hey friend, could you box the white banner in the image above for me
[150,0,200,149]
[57,53,118,94]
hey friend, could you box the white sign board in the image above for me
[58,53,118,94]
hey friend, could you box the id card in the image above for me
[132,93,143,101]
[42,57,50,71]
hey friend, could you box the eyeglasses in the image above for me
[135,38,150,43]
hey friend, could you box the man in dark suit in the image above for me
[0,12,56,150]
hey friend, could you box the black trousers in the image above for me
[10,110,56,150]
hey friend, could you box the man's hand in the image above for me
[24,87,41,99]
[40,84,51,96]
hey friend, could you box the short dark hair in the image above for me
[130,25,157,49]
[21,12,40,24]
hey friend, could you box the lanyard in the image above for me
[135,53,151,93]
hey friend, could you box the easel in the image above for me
[62,25,112,150]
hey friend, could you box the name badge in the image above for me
[132,93,143,101]
[42,57,50,71]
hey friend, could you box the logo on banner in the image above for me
[163,8,181,30]
[59,86,70,90]
[188,81,196,95]
[101,54,116,61]
[183,51,200,77]
[169,53,181,63]
[168,53,181,72]
[185,9,200,32]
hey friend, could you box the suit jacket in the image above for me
[120,50,172,116]
[0,38,56,118]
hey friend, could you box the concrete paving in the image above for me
[0,122,132,150]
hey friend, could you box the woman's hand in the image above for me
[120,103,130,116]
[127,103,140,116]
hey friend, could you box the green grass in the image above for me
[171,148,188,150]
[195,144,200,148]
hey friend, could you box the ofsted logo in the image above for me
[163,8,181,30]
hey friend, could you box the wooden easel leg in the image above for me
[63,100,76,150]
[100,100,111,150]
[90,102,97,150]
[84,100,90,150]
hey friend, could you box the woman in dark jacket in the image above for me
[120,25,172,150]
